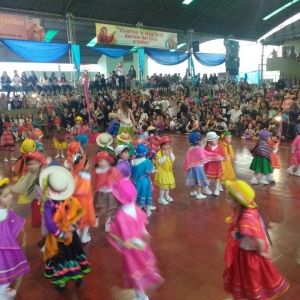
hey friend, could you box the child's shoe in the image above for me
[190,191,197,196]
[202,186,213,195]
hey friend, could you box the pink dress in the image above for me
[291,136,300,165]
[108,204,163,290]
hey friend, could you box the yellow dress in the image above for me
[53,138,67,149]
[154,150,176,189]
[220,140,236,183]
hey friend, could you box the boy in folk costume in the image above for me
[40,166,91,292]
[219,131,236,182]
[184,132,223,199]
[52,119,67,159]
[71,154,95,243]
[29,121,44,152]
[249,130,274,185]
[71,116,89,154]
[224,180,289,299]
[108,178,164,300]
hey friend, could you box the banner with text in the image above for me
[0,14,45,41]
[95,23,177,49]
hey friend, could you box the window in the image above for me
[283,45,295,56]
[123,53,133,62]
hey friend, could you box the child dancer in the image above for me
[204,132,226,196]
[131,143,156,216]
[40,166,91,292]
[224,180,289,299]
[268,136,280,171]
[30,121,44,152]
[71,116,89,153]
[185,132,223,200]
[94,150,122,232]
[108,178,163,300]
[220,131,236,182]
[287,129,300,176]
[14,151,46,228]
[1,122,17,162]
[144,126,161,165]
[115,145,131,179]
[64,141,81,170]
[0,177,30,299]
[52,119,67,159]
[72,154,95,243]
[250,130,274,184]
[154,136,175,206]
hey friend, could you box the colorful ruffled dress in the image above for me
[204,144,225,179]
[154,150,176,189]
[144,135,161,159]
[268,138,280,169]
[249,140,273,174]
[44,197,91,285]
[131,157,154,207]
[290,135,300,165]
[1,131,15,151]
[224,208,289,299]
[108,203,163,290]
[52,128,67,149]
[71,125,89,147]
[29,128,44,152]
[220,140,236,182]
[184,146,222,187]
[0,208,30,285]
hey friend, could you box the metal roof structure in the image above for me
[0,0,299,63]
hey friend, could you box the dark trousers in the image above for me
[118,75,125,90]
[51,84,61,94]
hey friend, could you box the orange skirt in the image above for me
[271,152,280,169]
[74,193,96,228]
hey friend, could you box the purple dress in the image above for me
[0,209,30,284]
[116,159,131,179]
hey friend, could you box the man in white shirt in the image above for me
[115,62,126,90]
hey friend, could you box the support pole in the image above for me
[66,13,76,86]
[260,42,265,85]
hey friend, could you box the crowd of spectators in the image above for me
[1,66,300,143]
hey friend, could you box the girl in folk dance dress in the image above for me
[287,129,300,176]
[108,178,164,300]
[1,122,17,162]
[185,132,223,200]
[224,180,289,299]
[220,131,236,182]
[154,136,176,206]
[0,177,30,299]
[71,116,89,153]
[203,132,226,196]
[52,119,67,159]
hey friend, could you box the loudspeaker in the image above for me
[192,41,199,53]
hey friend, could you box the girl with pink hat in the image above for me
[108,178,164,300]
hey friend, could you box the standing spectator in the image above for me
[100,74,107,92]
[128,65,136,89]
[115,62,126,90]
[50,72,61,95]
[1,71,12,96]
[28,71,42,93]
[93,72,101,93]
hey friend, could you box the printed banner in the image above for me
[218,71,229,78]
[225,40,239,76]
[95,23,177,49]
[0,14,45,41]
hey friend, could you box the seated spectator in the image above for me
[21,72,30,94]
[50,72,61,95]
[59,73,72,92]
[11,70,23,95]
[28,94,38,108]
[79,107,89,124]
[257,112,270,130]
[1,71,12,96]
[40,72,51,94]
[21,95,29,108]
[202,114,216,134]
[169,116,178,133]
[186,115,200,133]
[235,115,245,137]
[175,112,189,134]
[28,71,42,93]
[0,93,9,110]
[155,115,164,132]
[11,95,22,109]
[60,91,69,109]
[228,119,236,135]
[35,108,48,122]
[215,117,228,135]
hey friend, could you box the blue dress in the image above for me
[131,158,153,207]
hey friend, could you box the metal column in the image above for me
[66,13,76,86]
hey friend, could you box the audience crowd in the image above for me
[1,68,300,142]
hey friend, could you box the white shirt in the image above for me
[115,66,126,76]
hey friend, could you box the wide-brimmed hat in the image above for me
[259,130,272,141]
[32,121,40,127]
[226,180,257,209]
[110,177,137,205]
[205,132,219,141]
[20,139,36,154]
[189,132,202,145]
[108,112,117,119]
[74,116,83,122]
[134,143,149,158]
[94,151,115,164]
[117,130,132,143]
[96,132,113,147]
[0,177,9,188]
[159,136,173,146]
[147,126,155,131]
[23,151,46,165]
[39,166,75,201]
[115,145,129,156]
[3,122,11,127]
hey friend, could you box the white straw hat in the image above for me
[96,133,113,147]
[205,132,219,141]
[39,166,75,201]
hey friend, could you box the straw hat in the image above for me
[205,132,219,141]
[39,166,75,201]
[110,177,137,205]
[159,136,173,146]
[117,130,132,143]
[147,126,155,131]
[225,180,257,209]
[109,112,117,119]
[20,139,36,154]
[96,132,113,147]
[115,145,129,156]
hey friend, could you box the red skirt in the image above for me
[224,248,289,300]
[271,152,280,169]
[88,132,100,144]
[204,161,223,179]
